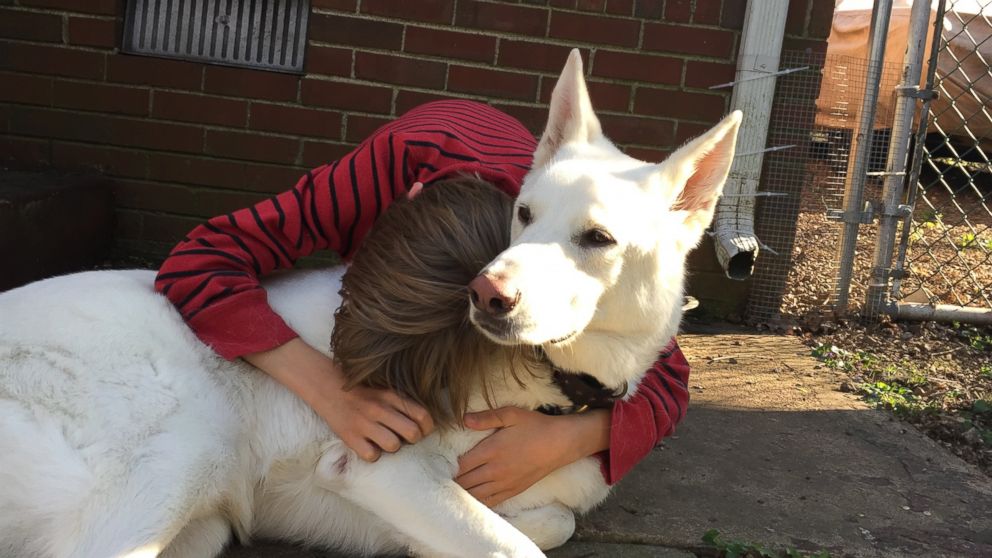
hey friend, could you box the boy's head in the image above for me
[332,176,517,426]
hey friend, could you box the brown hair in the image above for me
[331,176,527,427]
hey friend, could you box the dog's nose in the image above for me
[468,274,518,315]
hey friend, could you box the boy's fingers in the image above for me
[455,463,494,491]
[368,424,403,453]
[350,437,381,463]
[407,182,424,200]
[378,408,423,444]
[463,408,511,430]
[383,391,435,436]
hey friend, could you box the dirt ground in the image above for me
[758,154,992,481]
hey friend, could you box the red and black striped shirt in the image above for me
[155,100,689,483]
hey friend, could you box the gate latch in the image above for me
[895,85,938,101]
[826,202,875,225]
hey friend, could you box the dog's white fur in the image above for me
[0,50,740,558]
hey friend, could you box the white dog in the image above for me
[0,50,740,558]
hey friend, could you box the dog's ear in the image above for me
[661,110,742,235]
[533,49,602,168]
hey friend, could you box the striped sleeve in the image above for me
[601,340,690,484]
[154,100,535,360]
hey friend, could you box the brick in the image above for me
[634,0,664,19]
[809,0,834,39]
[67,16,118,48]
[0,42,105,80]
[404,27,496,63]
[576,0,606,12]
[152,91,248,127]
[721,0,747,30]
[308,13,403,50]
[549,0,574,7]
[146,152,303,193]
[306,45,352,77]
[141,212,206,243]
[549,11,639,47]
[447,66,538,102]
[782,36,827,54]
[599,114,675,146]
[52,141,148,178]
[634,87,727,121]
[587,81,630,112]
[301,79,393,114]
[53,80,149,116]
[204,130,300,164]
[664,0,691,22]
[786,0,807,36]
[115,179,268,219]
[204,66,300,102]
[345,114,391,143]
[395,89,451,115]
[301,140,357,167]
[454,1,548,37]
[490,103,545,136]
[0,7,63,42]
[311,0,357,11]
[107,54,202,90]
[0,72,53,106]
[0,136,50,165]
[538,78,629,112]
[685,60,735,89]
[605,0,634,16]
[250,103,342,138]
[675,121,711,144]
[642,23,735,58]
[498,40,581,73]
[7,106,204,153]
[19,0,117,15]
[360,0,454,24]
[624,145,670,161]
[355,51,447,89]
[691,0,722,24]
[591,50,681,85]
[663,0,724,25]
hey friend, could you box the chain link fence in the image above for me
[891,0,992,317]
[743,0,991,326]
[747,50,903,323]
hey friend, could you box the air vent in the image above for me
[123,0,310,73]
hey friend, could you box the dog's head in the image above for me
[470,50,741,351]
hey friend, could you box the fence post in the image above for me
[865,0,937,316]
[835,0,894,310]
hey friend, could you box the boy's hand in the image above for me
[244,338,434,462]
[455,406,610,507]
[316,380,434,462]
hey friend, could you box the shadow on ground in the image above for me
[223,326,992,557]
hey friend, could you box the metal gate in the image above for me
[746,0,992,326]
[871,0,992,324]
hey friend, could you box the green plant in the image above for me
[956,232,992,251]
[980,364,992,377]
[702,529,831,558]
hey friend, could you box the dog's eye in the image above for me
[517,205,532,226]
[579,228,616,248]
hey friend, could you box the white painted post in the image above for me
[711,0,791,279]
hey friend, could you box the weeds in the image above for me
[701,529,831,558]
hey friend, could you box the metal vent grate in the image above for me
[123,0,310,73]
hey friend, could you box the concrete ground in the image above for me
[223,325,992,557]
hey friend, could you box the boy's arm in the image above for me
[457,339,690,504]
[600,341,690,484]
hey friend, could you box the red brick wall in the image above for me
[0,0,832,308]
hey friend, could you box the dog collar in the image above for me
[536,348,628,416]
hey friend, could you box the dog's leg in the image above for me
[501,504,575,551]
[160,516,231,558]
[317,448,545,558]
